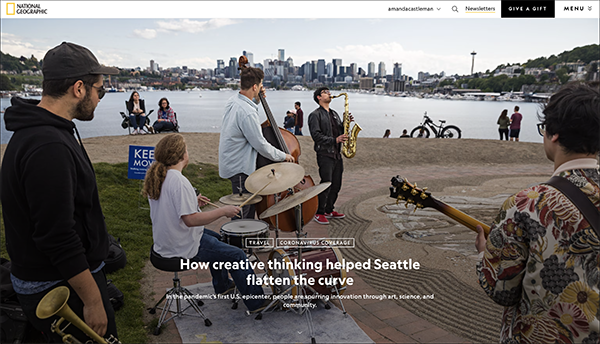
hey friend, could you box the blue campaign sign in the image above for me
[128,145,155,179]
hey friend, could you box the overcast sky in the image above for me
[1,18,598,77]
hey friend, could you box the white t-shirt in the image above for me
[150,169,204,258]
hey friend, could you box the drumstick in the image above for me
[238,182,271,208]
[205,200,221,208]
[203,199,242,218]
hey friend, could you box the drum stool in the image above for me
[148,246,211,335]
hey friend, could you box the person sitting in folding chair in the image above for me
[153,97,178,133]
[127,91,152,135]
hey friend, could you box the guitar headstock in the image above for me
[389,175,436,210]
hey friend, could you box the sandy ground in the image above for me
[20,132,550,176]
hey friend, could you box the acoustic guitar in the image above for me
[389,175,491,236]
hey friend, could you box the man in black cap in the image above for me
[1,42,119,341]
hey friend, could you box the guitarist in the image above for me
[474,81,599,343]
[218,63,294,219]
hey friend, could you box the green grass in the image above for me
[1,162,231,343]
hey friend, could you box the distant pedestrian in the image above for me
[497,109,510,140]
[383,129,391,138]
[284,110,295,133]
[400,129,410,138]
[294,101,303,135]
[509,106,523,141]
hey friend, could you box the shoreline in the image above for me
[1,133,550,179]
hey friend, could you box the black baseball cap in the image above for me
[42,42,119,80]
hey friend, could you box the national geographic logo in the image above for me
[6,3,48,15]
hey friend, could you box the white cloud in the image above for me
[155,18,238,34]
[133,29,158,40]
[0,33,48,59]
[94,51,125,68]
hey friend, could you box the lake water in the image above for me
[1,90,544,145]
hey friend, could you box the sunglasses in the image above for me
[89,85,106,99]
[537,123,546,136]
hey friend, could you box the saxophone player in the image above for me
[308,87,354,225]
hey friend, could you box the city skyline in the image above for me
[1,18,598,78]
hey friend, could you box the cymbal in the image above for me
[219,193,263,206]
[245,163,305,195]
[259,182,331,219]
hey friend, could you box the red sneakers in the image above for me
[314,214,329,225]
[324,211,345,219]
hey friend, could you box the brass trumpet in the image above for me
[331,93,361,158]
[36,286,120,344]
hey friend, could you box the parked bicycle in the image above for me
[410,112,462,138]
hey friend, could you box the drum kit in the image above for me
[212,163,348,343]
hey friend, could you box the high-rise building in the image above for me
[368,62,375,77]
[278,49,285,61]
[302,62,312,82]
[150,60,155,72]
[245,51,254,67]
[332,58,342,77]
[378,62,386,78]
[286,57,294,68]
[393,63,402,80]
[350,63,357,77]
[216,60,224,75]
[317,59,326,77]
[228,57,238,78]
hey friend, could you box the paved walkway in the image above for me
[145,163,552,343]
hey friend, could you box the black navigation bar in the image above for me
[501,1,555,18]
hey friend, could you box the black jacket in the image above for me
[0,97,108,282]
[307,105,343,156]
[126,99,146,115]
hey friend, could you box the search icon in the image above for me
[452,5,458,12]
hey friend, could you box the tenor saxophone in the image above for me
[331,93,362,158]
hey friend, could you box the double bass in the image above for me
[238,56,318,231]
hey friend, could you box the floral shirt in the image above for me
[477,167,600,344]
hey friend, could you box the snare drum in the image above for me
[268,247,347,297]
[220,219,269,250]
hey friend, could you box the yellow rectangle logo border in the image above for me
[7,2,16,15]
